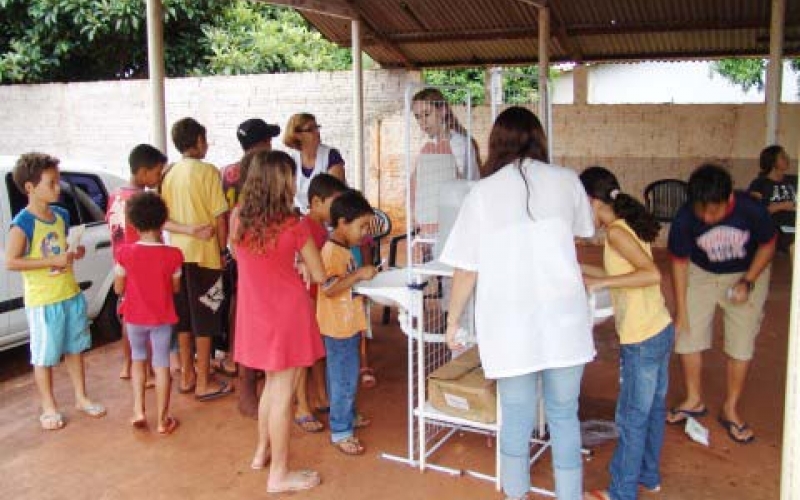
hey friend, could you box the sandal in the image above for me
[333,436,365,456]
[665,405,707,425]
[717,416,755,444]
[360,367,377,388]
[294,414,324,433]
[131,417,148,430]
[39,412,65,431]
[212,358,238,378]
[195,380,234,402]
[354,413,372,429]
[75,402,107,418]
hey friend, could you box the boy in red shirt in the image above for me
[114,191,184,435]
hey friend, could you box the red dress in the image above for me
[233,216,324,371]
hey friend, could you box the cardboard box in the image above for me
[427,347,497,423]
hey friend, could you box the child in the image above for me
[160,117,232,401]
[6,153,106,430]
[106,144,212,383]
[232,150,327,493]
[114,191,184,435]
[579,167,674,500]
[317,189,378,456]
[294,173,347,433]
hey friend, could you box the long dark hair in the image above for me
[483,106,549,219]
[580,166,660,243]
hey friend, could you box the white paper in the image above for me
[685,416,710,446]
[66,224,85,252]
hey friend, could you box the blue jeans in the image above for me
[324,334,361,443]
[608,323,675,500]
[498,364,585,500]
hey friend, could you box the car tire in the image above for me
[92,290,122,343]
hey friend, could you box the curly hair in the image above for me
[580,166,661,243]
[126,191,168,232]
[234,150,298,253]
[12,152,60,193]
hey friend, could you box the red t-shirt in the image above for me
[299,216,328,298]
[106,186,142,261]
[116,242,184,325]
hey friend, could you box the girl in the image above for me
[232,150,327,494]
[579,166,674,500]
[283,113,346,213]
[114,191,183,435]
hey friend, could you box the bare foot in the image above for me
[119,362,131,380]
[250,448,271,470]
[239,396,258,419]
[266,469,320,493]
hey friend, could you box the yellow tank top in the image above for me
[12,207,80,307]
[603,219,671,344]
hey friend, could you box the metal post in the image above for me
[765,0,785,145]
[490,67,503,120]
[538,5,551,161]
[146,0,167,153]
[352,18,365,191]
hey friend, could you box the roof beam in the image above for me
[259,0,357,20]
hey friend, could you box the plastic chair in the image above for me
[643,179,688,223]
[367,208,392,266]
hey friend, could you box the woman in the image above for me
[441,106,595,500]
[283,113,346,213]
[232,150,327,494]
[580,166,673,500]
[748,144,796,252]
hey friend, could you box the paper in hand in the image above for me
[66,224,86,252]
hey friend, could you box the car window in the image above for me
[62,173,108,211]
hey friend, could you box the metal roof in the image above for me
[272,0,800,68]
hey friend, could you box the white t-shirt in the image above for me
[289,144,334,213]
[449,130,480,181]
[439,159,596,379]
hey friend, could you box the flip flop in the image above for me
[178,382,196,394]
[195,381,234,402]
[212,358,238,378]
[360,367,377,389]
[39,412,66,431]
[75,402,107,418]
[717,416,755,444]
[157,416,179,436]
[332,436,365,456]
[666,405,707,425]
[294,414,324,433]
[266,470,321,494]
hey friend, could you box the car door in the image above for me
[1,172,29,350]
[59,172,114,319]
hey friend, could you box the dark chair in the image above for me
[366,208,392,266]
[643,179,688,223]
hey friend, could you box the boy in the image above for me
[6,153,106,430]
[316,189,378,455]
[667,163,775,444]
[160,118,232,401]
[106,144,212,381]
[294,173,347,431]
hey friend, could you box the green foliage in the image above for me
[712,59,767,91]
[0,0,352,83]
[422,66,553,106]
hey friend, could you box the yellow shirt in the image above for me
[603,219,672,344]
[316,241,367,338]
[12,207,80,307]
[161,158,228,270]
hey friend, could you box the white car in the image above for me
[0,156,127,352]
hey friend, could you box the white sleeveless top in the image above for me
[289,144,333,213]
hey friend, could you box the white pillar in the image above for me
[573,63,589,105]
[538,5,551,161]
[781,140,800,500]
[146,0,167,153]
[765,0,785,145]
[352,18,365,191]
[489,67,503,120]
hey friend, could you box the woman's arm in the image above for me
[328,164,346,183]
[444,269,478,350]
[585,226,660,290]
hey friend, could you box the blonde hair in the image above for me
[234,150,298,253]
[283,113,317,150]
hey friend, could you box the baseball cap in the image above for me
[237,118,281,151]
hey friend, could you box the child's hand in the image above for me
[51,252,74,269]
[357,266,379,281]
[193,224,215,241]
[72,245,86,260]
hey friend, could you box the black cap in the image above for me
[237,118,281,151]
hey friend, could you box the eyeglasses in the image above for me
[297,124,321,133]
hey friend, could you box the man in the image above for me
[666,163,775,444]
[220,118,281,418]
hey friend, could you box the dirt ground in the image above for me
[0,247,788,499]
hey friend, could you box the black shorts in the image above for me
[174,263,225,337]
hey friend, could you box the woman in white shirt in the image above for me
[441,106,595,500]
[283,113,346,213]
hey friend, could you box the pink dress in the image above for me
[233,216,324,372]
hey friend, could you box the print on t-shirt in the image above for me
[696,226,750,262]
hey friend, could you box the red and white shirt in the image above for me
[106,186,143,261]
[116,242,184,325]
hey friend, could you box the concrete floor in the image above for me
[0,248,788,499]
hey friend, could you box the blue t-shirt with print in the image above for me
[668,192,775,274]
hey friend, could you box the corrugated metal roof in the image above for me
[291,0,800,68]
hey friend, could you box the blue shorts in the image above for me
[27,294,91,367]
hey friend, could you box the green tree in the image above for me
[712,57,800,93]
